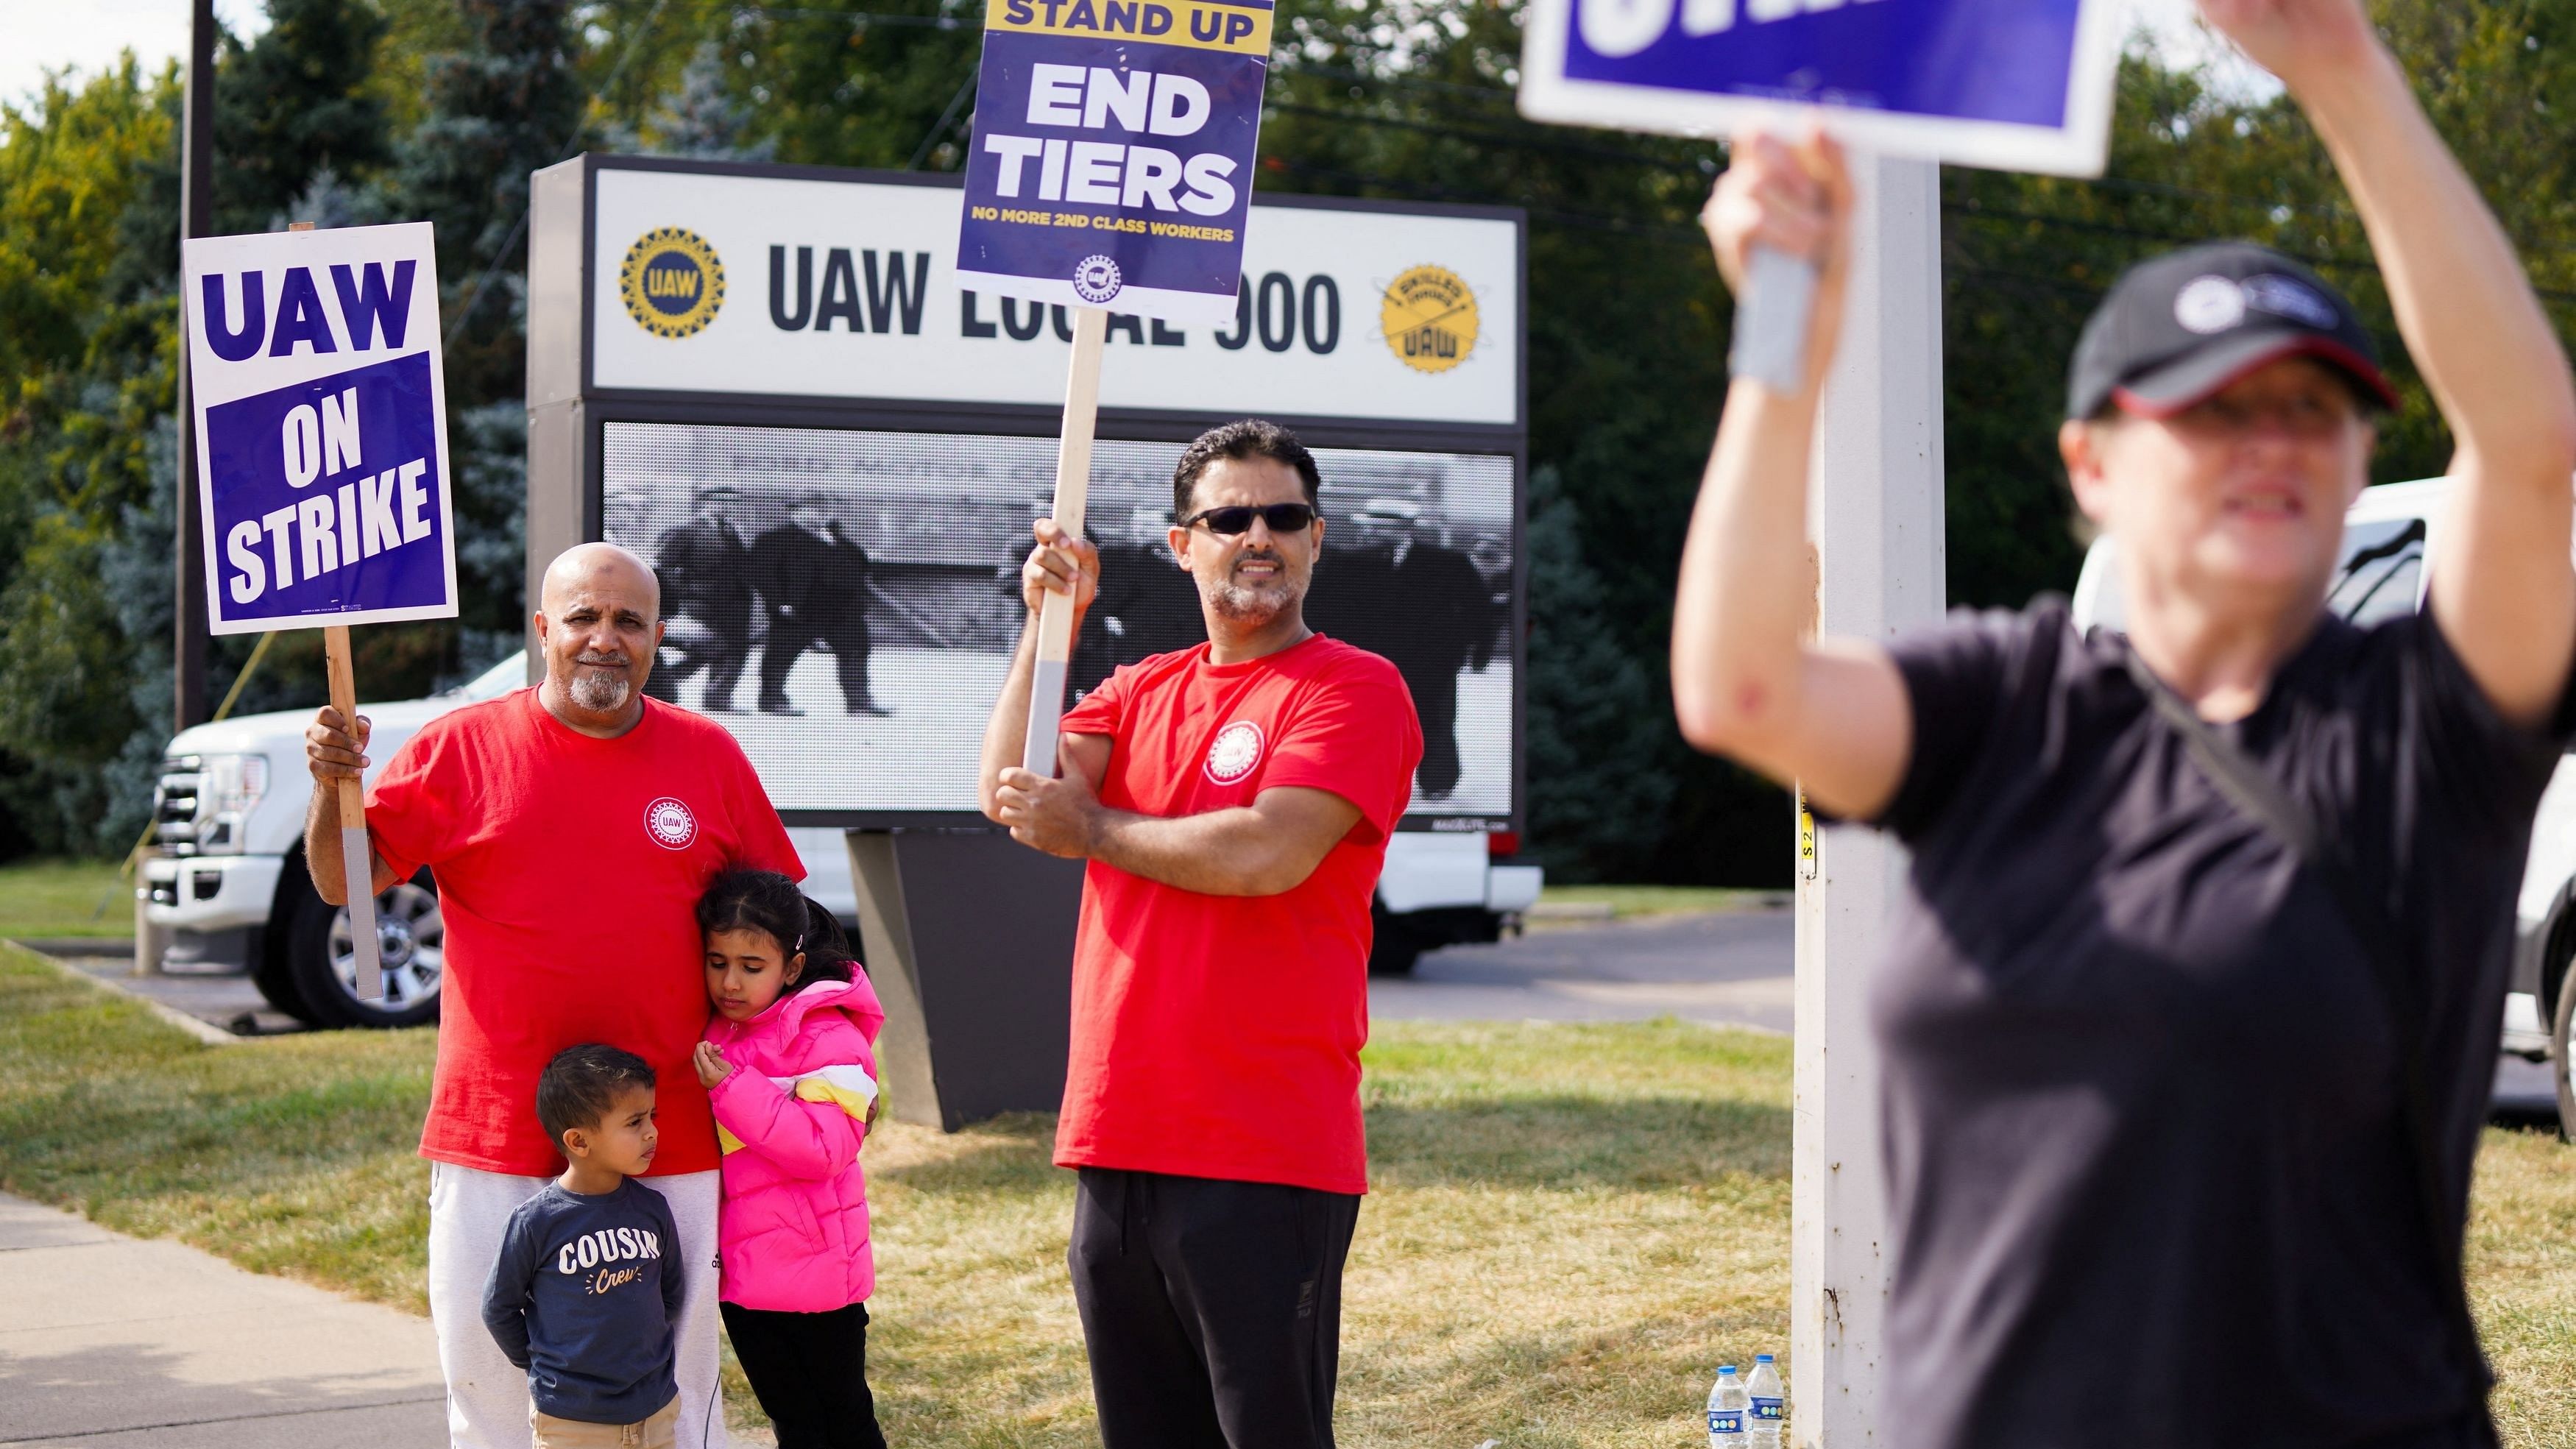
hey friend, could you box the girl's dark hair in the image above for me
[697,868,857,996]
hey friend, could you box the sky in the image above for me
[4,0,2269,118]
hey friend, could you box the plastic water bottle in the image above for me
[1747,1354,1784,1447]
[1707,1364,1748,1445]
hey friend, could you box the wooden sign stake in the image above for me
[1022,305,1109,777]
[323,624,384,999]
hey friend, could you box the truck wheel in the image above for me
[1368,904,1423,977]
[2549,968,2576,1141]
[251,932,319,1024]
[282,866,444,1030]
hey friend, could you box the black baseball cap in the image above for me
[2066,241,2398,421]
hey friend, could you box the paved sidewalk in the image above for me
[0,1193,446,1448]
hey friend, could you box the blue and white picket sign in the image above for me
[1518,0,2125,177]
[955,0,1273,322]
[182,222,456,634]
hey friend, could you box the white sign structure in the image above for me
[586,167,1520,428]
[1520,0,2126,177]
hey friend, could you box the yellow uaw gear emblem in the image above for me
[620,227,725,339]
[1380,265,1478,375]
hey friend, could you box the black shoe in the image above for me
[760,698,803,717]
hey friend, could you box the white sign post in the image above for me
[180,221,456,999]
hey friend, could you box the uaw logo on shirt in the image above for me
[1381,265,1479,375]
[620,227,725,339]
[1204,720,1266,785]
[644,796,698,851]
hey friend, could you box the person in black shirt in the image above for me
[1671,4,2576,1447]
[484,1044,686,1449]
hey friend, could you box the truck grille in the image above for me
[155,756,205,853]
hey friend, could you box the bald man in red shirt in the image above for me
[307,544,801,1448]
[983,420,1423,1449]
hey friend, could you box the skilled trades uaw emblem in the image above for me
[644,796,699,851]
[1204,720,1266,785]
[621,227,726,339]
[1380,264,1479,375]
[1072,254,1124,305]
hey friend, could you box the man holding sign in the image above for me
[306,542,802,1449]
[980,423,1420,1448]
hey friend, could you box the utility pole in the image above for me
[174,0,216,731]
[1790,152,1945,1446]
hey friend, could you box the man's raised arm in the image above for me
[980,518,1097,820]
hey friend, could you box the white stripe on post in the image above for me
[1023,305,1110,779]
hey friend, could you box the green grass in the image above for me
[7,940,2576,1444]
[0,858,134,940]
[1536,884,1783,918]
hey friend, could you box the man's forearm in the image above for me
[979,614,1043,819]
[2302,49,2576,470]
[1087,806,1314,897]
[304,782,395,904]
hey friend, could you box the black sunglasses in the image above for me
[1181,503,1318,535]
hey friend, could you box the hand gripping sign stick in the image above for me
[1022,306,1111,778]
[324,625,384,998]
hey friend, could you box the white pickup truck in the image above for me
[2073,478,2576,1133]
[143,654,1541,1027]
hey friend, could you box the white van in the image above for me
[2073,478,2576,1128]
[144,655,1538,1027]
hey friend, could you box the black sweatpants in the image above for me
[718,1300,888,1449]
[1069,1168,1362,1449]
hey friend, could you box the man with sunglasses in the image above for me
[980,419,1423,1449]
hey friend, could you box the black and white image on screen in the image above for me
[602,422,1515,820]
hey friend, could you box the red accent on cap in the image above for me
[2112,336,2400,419]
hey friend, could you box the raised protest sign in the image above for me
[1518,0,2125,177]
[183,222,456,634]
[183,221,454,999]
[954,0,1278,781]
[955,0,1272,322]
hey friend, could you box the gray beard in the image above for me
[1207,579,1297,626]
[568,670,631,712]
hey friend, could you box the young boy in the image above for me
[483,1044,686,1449]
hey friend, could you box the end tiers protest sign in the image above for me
[955,0,1272,322]
[183,222,458,634]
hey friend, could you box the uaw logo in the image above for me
[644,796,699,851]
[1381,265,1479,375]
[621,227,725,339]
[1072,254,1124,305]
[1204,720,1265,785]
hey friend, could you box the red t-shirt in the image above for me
[365,690,802,1177]
[1054,635,1422,1194]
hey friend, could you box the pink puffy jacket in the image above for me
[703,974,885,1311]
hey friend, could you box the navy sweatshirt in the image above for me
[481,1180,683,1424]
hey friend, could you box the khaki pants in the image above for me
[531,1395,679,1449]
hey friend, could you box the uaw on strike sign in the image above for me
[183,223,458,634]
[957,0,1270,320]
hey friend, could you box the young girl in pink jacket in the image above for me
[689,869,888,1449]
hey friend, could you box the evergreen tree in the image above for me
[646,40,774,160]
[1522,467,1676,880]
[384,0,586,662]
[212,0,392,235]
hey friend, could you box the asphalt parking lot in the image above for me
[32,914,2564,1124]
